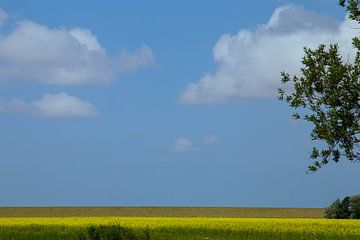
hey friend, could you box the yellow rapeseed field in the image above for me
[0,217,359,237]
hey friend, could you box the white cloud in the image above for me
[180,5,359,104]
[171,138,195,152]
[117,44,156,72]
[202,134,218,145]
[171,135,219,152]
[6,92,98,118]
[0,12,154,85]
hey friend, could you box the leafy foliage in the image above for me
[324,197,351,219]
[350,195,360,219]
[278,1,360,172]
[325,195,360,219]
[339,0,360,21]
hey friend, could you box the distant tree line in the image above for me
[325,194,360,219]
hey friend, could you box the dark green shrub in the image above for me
[86,223,150,240]
[87,225,101,240]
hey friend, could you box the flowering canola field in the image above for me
[0,217,359,239]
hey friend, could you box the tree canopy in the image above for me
[278,0,360,172]
[325,194,360,219]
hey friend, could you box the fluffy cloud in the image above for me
[117,44,155,72]
[180,5,359,104]
[5,92,98,118]
[171,138,195,152]
[0,9,155,85]
[202,134,219,145]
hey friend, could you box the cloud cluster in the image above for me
[172,138,195,152]
[0,8,155,118]
[180,5,359,104]
[172,135,219,153]
[3,92,98,118]
[0,21,154,85]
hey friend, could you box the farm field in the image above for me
[0,206,324,218]
[0,207,358,240]
[0,217,359,240]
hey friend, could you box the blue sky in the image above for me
[0,0,359,207]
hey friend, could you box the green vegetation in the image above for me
[278,0,360,172]
[0,224,149,240]
[148,227,360,240]
[0,225,84,240]
[87,224,150,240]
[325,194,360,219]
[0,206,324,218]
